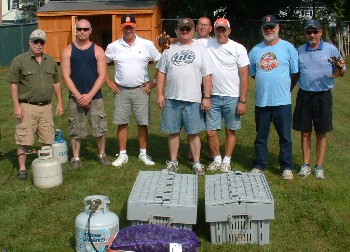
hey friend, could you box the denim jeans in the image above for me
[253,104,293,171]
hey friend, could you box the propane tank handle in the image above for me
[38,148,54,160]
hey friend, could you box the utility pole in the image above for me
[0,0,3,26]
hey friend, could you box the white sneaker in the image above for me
[193,163,205,176]
[282,169,293,180]
[207,160,221,171]
[250,168,262,173]
[166,161,178,172]
[297,164,311,177]
[138,154,155,165]
[112,154,128,167]
[220,162,231,173]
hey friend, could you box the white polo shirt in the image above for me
[105,35,161,87]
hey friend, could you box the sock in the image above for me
[75,157,80,161]
[120,150,127,155]
[222,156,231,164]
[140,149,147,155]
[193,161,200,167]
[171,160,178,165]
[315,165,323,170]
[213,155,222,162]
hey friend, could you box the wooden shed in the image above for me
[36,0,162,62]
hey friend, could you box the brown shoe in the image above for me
[17,170,27,180]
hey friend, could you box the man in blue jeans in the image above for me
[248,15,299,180]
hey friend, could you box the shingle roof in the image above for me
[37,0,156,12]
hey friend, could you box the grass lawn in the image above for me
[1,61,350,251]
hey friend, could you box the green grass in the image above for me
[1,61,350,251]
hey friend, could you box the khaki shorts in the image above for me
[15,103,54,146]
[68,97,107,139]
[113,86,151,125]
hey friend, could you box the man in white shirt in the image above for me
[198,18,249,172]
[105,14,161,167]
[156,18,212,175]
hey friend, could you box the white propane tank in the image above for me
[75,195,119,252]
[52,129,68,164]
[31,146,63,188]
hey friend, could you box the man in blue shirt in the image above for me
[249,15,299,180]
[291,19,345,179]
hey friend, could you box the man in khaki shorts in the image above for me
[7,29,64,180]
[61,19,110,169]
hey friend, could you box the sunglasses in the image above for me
[180,27,192,32]
[76,27,90,32]
[305,30,320,35]
[263,25,276,31]
[33,39,45,45]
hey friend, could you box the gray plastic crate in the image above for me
[205,172,274,245]
[127,170,198,229]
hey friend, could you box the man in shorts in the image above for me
[156,18,212,175]
[7,29,64,180]
[291,19,346,179]
[61,19,110,169]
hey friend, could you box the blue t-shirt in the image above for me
[249,39,298,107]
[298,39,343,91]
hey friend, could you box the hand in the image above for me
[157,95,165,109]
[142,82,155,94]
[14,105,24,120]
[236,102,247,116]
[106,80,120,94]
[56,104,64,116]
[201,99,211,111]
[77,93,92,109]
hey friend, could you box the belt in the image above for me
[119,85,143,90]
[300,89,330,96]
[19,100,51,106]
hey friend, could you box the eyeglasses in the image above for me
[305,30,320,35]
[76,27,90,32]
[263,25,276,31]
[33,39,45,45]
[180,27,192,32]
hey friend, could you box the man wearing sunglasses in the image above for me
[248,15,299,180]
[291,19,346,179]
[105,14,161,167]
[61,19,111,169]
[156,18,212,175]
[7,29,64,180]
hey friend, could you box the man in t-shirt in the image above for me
[197,18,249,173]
[249,15,299,180]
[156,18,212,175]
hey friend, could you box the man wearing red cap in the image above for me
[196,17,249,173]
[105,14,161,167]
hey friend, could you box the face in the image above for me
[261,24,279,42]
[29,39,45,56]
[305,28,322,47]
[178,26,194,44]
[122,25,136,42]
[196,17,212,39]
[215,26,231,44]
[75,19,92,42]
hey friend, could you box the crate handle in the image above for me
[228,214,252,242]
[148,215,174,227]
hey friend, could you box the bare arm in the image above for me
[156,71,166,109]
[53,82,64,116]
[201,74,212,111]
[10,83,23,120]
[290,72,300,92]
[237,65,249,116]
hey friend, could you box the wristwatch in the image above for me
[239,99,247,104]
[152,79,157,84]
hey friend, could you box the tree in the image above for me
[19,0,45,23]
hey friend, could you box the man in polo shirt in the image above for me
[105,14,161,167]
[291,19,345,179]
[7,29,64,180]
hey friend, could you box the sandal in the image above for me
[17,170,27,180]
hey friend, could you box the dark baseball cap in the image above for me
[305,19,321,30]
[177,18,194,29]
[261,15,279,28]
[121,14,136,28]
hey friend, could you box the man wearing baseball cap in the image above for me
[156,18,212,175]
[105,14,161,167]
[291,19,346,179]
[196,17,249,173]
[249,15,299,180]
[7,29,64,180]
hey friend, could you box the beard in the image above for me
[262,30,279,42]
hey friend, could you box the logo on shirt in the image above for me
[171,50,195,66]
[259,52,279,71]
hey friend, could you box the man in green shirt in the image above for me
[7,29,64,180]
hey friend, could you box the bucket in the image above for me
[32,146,63,188]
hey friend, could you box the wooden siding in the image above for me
[37,6,162,62]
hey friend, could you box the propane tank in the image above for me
[52,129,68,164]
[31,146,63,188]
[75,195,119,252]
